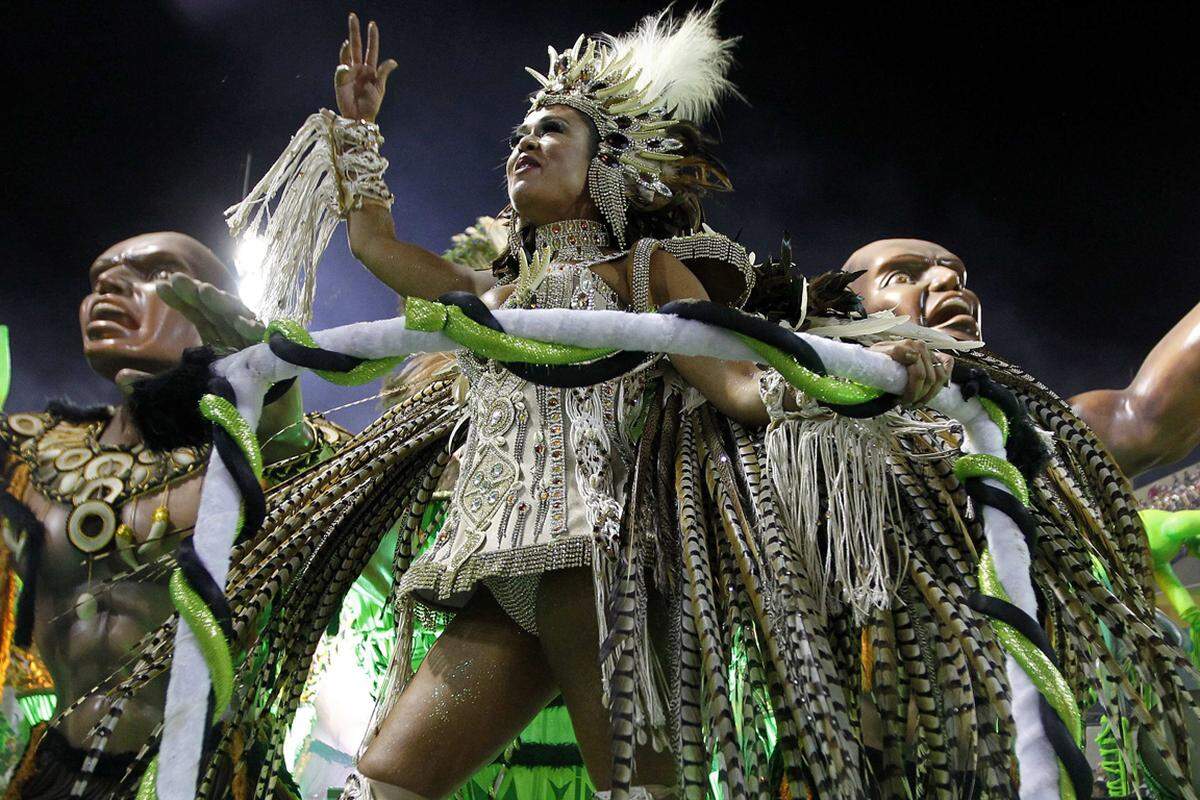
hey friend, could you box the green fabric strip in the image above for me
[266,319,403,386]
[977,397,1009,442]
[169,568,234,717]
[733,334,884,406]
[954,453,1029,506]
[136,756,159,800]
[406,298,616,365]
[200,393,263,480]
[979,551,1083,746]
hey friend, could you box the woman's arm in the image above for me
[646,250,950,426]
[336,15,495,301]
[643,249,770,425]
[346,201,494,300]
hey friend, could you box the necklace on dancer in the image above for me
[534,219,611,262]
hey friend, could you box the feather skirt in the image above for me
[74,358,1200,800]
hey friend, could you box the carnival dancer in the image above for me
[0,233,346,799]
[79,9,1200,800]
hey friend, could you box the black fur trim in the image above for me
[267,333,365,373]
[176,537,235,643]
[952,363,1049,480]
[661,298,901,418]
[439,292,652,387]
[963,478,1040,550]
[207,377,266,542]
[967,593,1058,668]
[262,377,297,406]
[438,291,505,334]
[127,347,221,449]
[44,399,112,423]
[1039,695,1093,800]
[659,299,828,375]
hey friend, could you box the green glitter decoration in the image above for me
[266,319,404,386]
[200,393,263,480]
[954,453,1029,507]
[977,397,1009,442]
[169,568,234,717]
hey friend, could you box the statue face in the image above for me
[80,232,232,383]
[845,239,981,341]
[506,105,598,226]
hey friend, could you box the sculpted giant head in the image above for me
[844,238,982,341]
[80,232,235,383]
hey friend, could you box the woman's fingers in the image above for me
[905,345,930,405]
[339,39,351,66]
[910,345,929,404]
[366,20,379,68]
[871,340,952,406]
[927,353,954,404]
[348,13,363,64]
[378,59,398,89]
[918,347,941,404]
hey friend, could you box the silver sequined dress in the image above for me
[397,242,655,632]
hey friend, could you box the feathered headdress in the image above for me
[225,6,742,325]
[527,4,740,202]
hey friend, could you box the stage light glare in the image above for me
[234,235,267,313]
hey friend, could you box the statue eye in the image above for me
[883,272,912,286]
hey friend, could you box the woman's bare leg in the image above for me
[535,567,678,792]
[358,590,558,799]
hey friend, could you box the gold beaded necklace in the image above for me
[1,410,206,558]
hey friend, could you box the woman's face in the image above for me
[506,105,597,225]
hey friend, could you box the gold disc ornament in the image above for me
[67,499,118,553]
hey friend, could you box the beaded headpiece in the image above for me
[521,5,740,248]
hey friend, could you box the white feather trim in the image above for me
[611,3,741,124]
[805,310,985,351]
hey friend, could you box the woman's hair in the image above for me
[492,110,732,283]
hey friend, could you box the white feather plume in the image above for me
[610,3,741,124]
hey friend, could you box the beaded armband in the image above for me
[331,115,394,214]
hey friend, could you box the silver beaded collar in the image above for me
[534,219,611,262]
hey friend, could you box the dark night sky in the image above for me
[3,2,1199,482]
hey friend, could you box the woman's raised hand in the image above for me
[335,13,397,123]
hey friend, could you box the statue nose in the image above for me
[95,267,132,296]
[928,268,961,292]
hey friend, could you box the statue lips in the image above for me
[84,297,140,341]
[924,292,979,339]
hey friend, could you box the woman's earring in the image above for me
[588,157,628,249]
[508,214,525,260]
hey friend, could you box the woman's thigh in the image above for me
[358,590,558,799]
[535,567,677,791]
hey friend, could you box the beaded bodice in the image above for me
[434,242,650,575]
